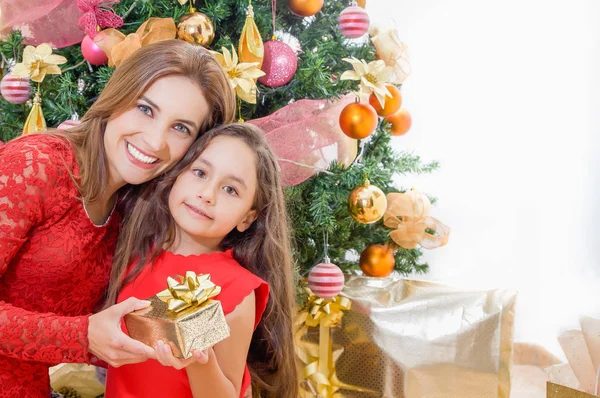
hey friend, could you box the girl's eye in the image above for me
[223,186,238,196]
[192,169,206,178]
[137,104,152,116]
[174,124,191,135]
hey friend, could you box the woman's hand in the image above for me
[155,340,211,370]
[88,297,156,367]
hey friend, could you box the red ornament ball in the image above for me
[258,40,297,88]
[338,4,370,38]
[58,118,81,130]
[0,72,31,104]
[81,35,108,66]
[308,262,344,299]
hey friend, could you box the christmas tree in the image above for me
[0,0,440,275]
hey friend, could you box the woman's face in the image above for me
[104,75,209,188]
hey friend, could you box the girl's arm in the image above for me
[156,291,256,398]
[187,291,256,398]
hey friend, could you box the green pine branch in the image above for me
[0,0,442,276]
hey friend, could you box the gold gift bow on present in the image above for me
[94,17,177,68]
[295,289,378,397]
[156,271,221,313]
[383,191,450,250]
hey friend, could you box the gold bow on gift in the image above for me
[302,288,351,329]
[94,18,177,68]
[383,190,450,250]
[295,288,376,398]
[156,271,221,313]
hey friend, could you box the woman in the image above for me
[0,39,236,397]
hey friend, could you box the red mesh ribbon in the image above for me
[0,0,85,48]
[248,94,358,187]
[77,0,123,39]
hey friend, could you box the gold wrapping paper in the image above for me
[547,382,598,398]
[296,275,517,397]
[545,316,600,396]
[125,295,229,359]
[49,364,105,398]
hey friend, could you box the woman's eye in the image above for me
[174,124,191,135]
[192,169,206,178]
[137,104,152,116]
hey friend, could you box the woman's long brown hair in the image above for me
[51,39,236,203]
[107,124,298,398]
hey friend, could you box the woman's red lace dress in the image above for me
[0,135,120,397]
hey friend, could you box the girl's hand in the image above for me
[155,340,211,370]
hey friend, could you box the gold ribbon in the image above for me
[238,4,264,68]
[94,17,177,68]
[23,91,46,135]
[156,271,221,313]
[384,190,451,250]
[295,288,377,397]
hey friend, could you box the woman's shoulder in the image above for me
[1,133,77,168]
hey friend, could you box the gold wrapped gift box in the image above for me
[297,275,517,398]
[125,272,230,359]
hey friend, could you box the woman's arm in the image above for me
[0,138,93,364]
[0,138,155,366]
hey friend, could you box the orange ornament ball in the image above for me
[356,0,367,7]
[288,0,324,17]
[339,102,378,139]
[359,244,395,277]
[369,85,403,116]
[386,109,412,136]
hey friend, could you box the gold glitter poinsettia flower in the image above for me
[210,46,265,104]
[12,43,67,83]
[340,57,393,108]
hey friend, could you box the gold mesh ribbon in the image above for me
[296,288,378,397]
[94,18,177,68]
[156,271,221,313]
[383,190,450,250]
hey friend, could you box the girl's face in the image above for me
[168,135,258,250]
[103,75,209,188]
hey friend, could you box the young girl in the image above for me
[105,124,298,398]
[0,39,236,396]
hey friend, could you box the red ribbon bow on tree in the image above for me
[77,0,124,39]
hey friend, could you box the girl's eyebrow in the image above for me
[195,158,247,189]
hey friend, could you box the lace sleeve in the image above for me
[0,137,91,364]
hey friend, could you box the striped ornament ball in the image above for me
[308,262,345,299]
[338,3,370,39]
[1,72,31,104]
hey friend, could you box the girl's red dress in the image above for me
[0,135,120,397]
[105,249,269,398]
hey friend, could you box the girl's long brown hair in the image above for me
[107,124,298,398]
[51,39,236,203]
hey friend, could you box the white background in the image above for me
[366,0,600,357]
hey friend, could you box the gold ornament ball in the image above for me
[177,12,215,47]
[339,102,378,139]
[348,180,388,224]
[288,0,324,17]
[359,244,395,277]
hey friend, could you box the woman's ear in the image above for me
[236,209,257,232]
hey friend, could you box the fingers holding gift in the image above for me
[155,340,211,369]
